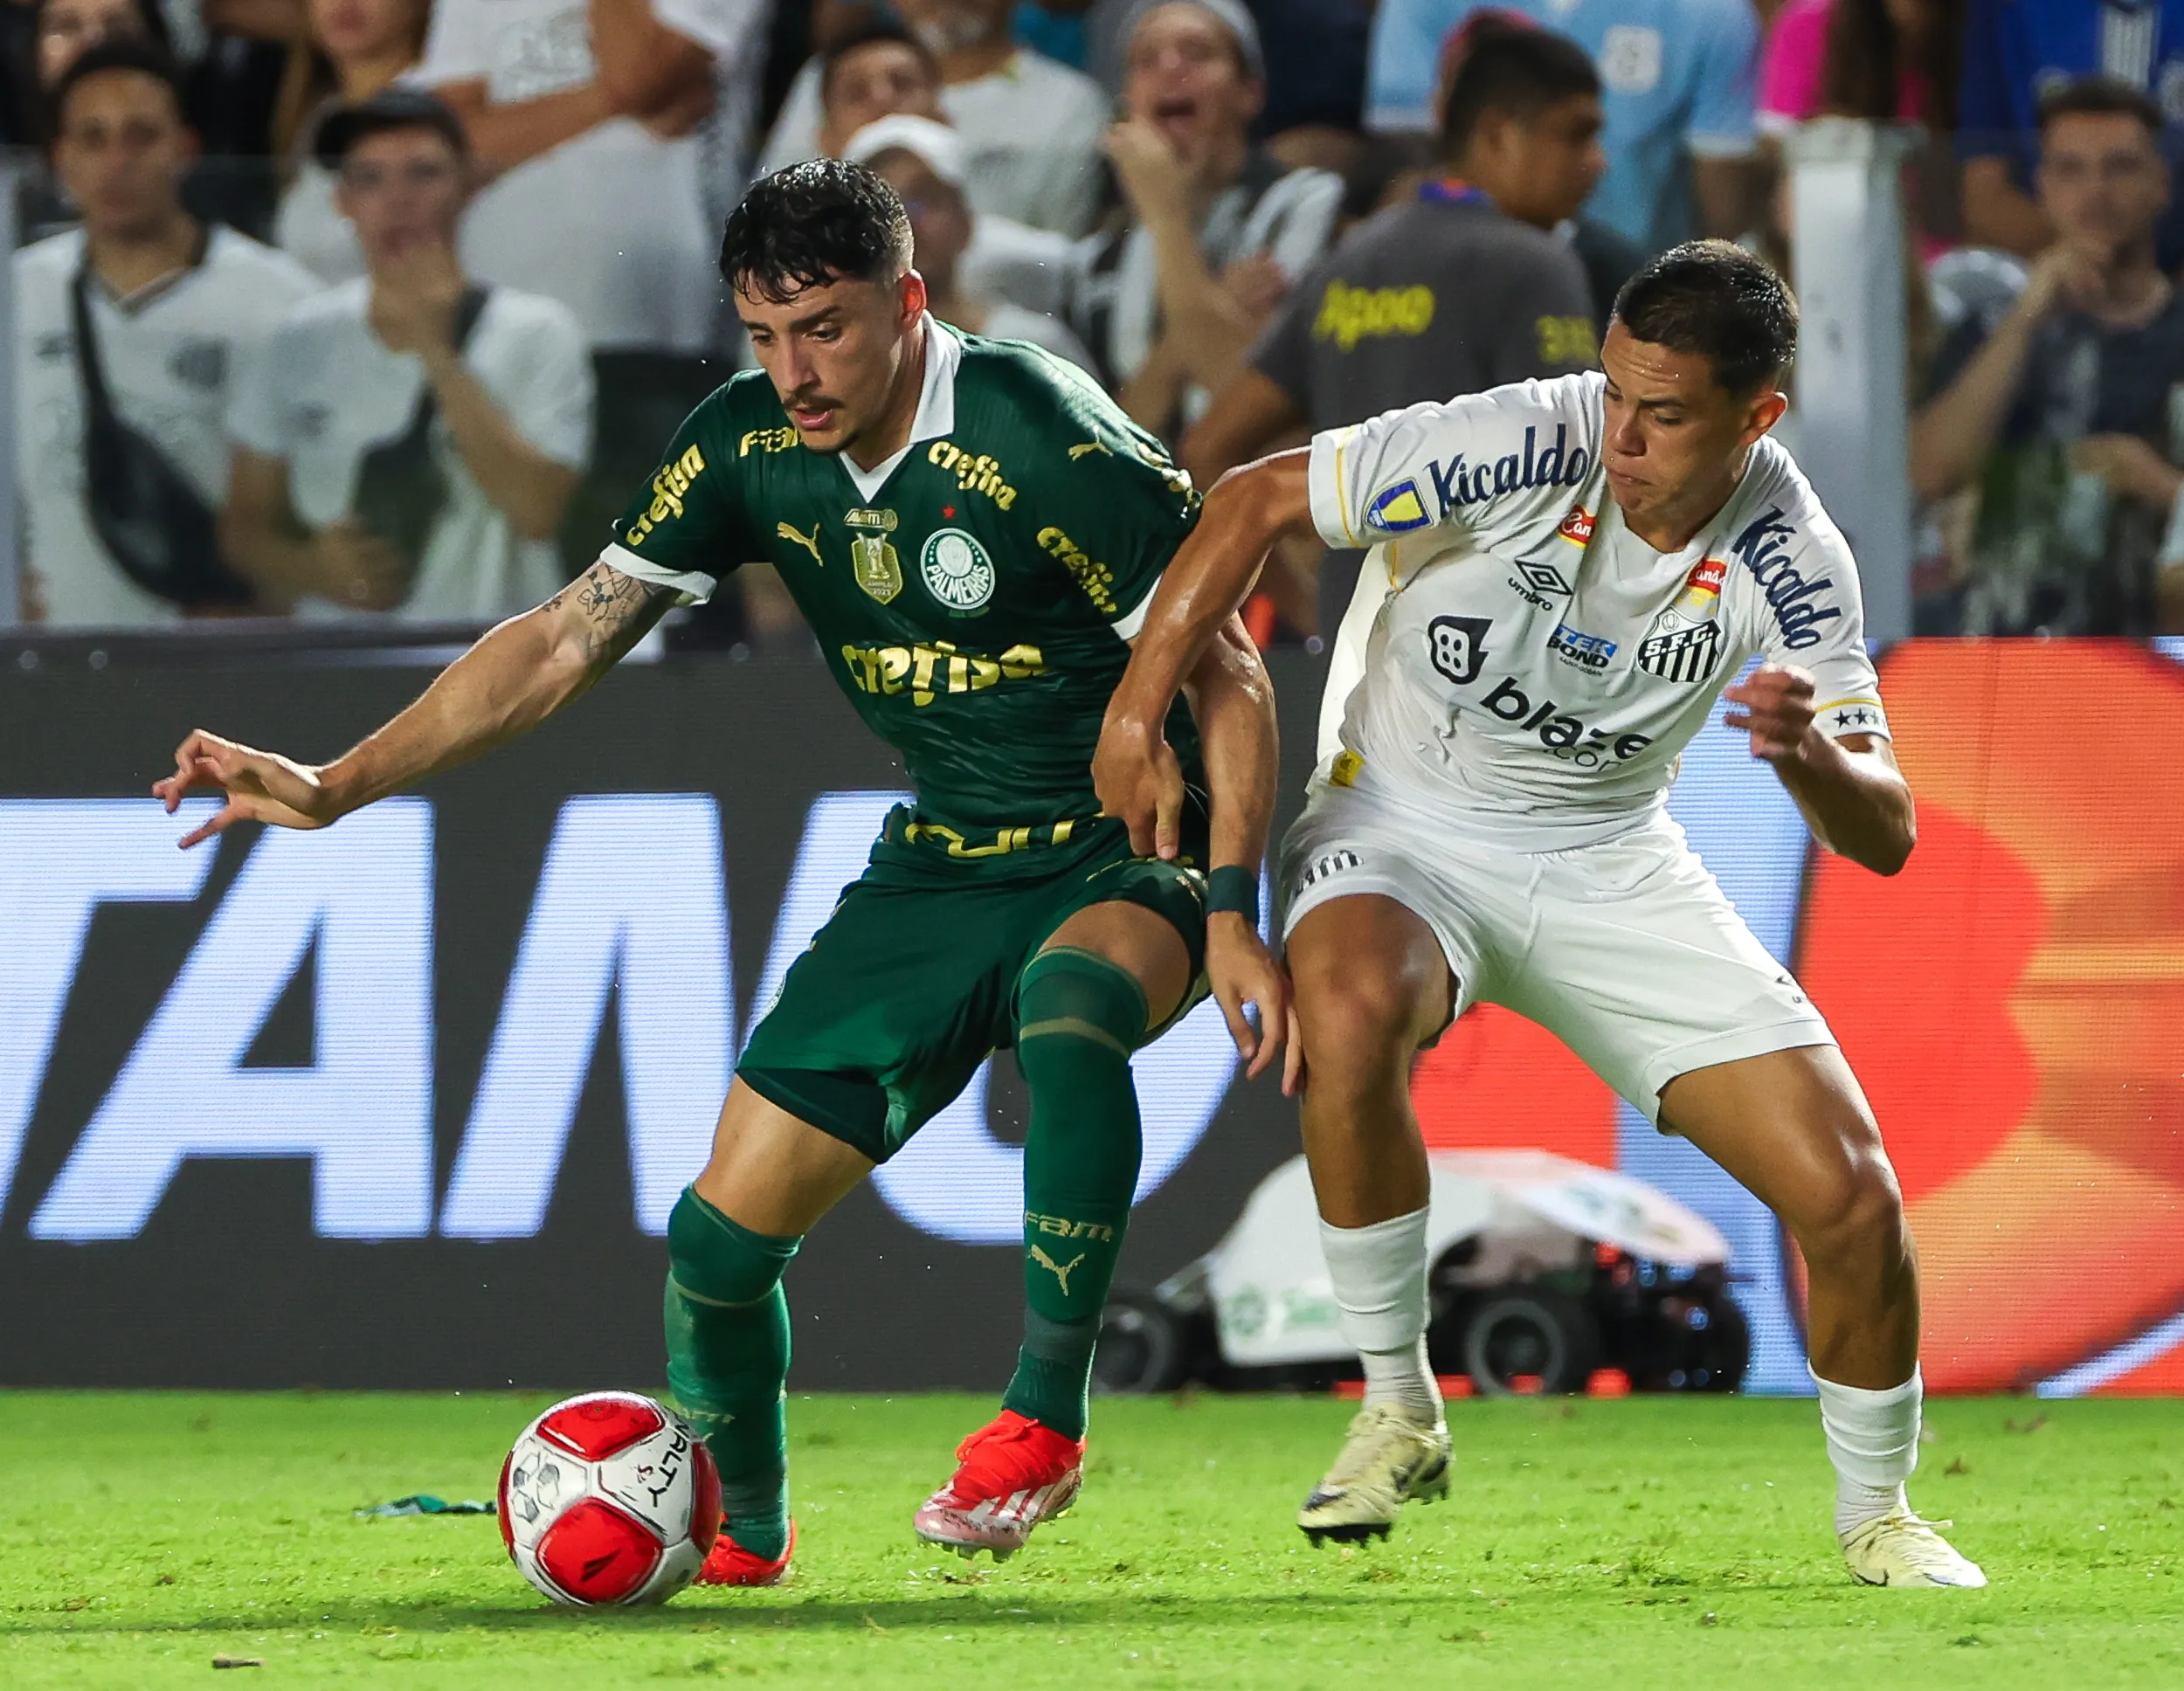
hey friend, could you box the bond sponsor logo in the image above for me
[1426,424,1593,519]
[737,426,797,456]
[621,445,708,547]
[1300,848,1360,889]
[1427,614,1490,687]
[927,441,1019,509]
[1366,479,1433,532]
[1548,623,1616,670]
[1730,506,1842,649]
[1036,526,1120,615]
[920,528,997,612]
[839,639,1044,707]
[1557,505,1595,545]
[1476,675,1654,767]
[1313,280,1435,350]
[1636,620,1722,683]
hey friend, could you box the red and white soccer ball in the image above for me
[498,1391,720,1605]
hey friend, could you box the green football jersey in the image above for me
[605,324,1206,847]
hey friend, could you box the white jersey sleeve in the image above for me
[1307,371,1605,558]
[1724,445,1890,742]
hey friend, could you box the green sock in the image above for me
[1003,946,1149,1440]
[662,1187,800,1562]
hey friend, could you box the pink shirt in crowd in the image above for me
[1757,0,1929,132]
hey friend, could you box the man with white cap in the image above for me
[845,113,1098,372]
[1070,0,1344,438]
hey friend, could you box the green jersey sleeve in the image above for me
[599,390,762,604]
[1013,359,1202,638]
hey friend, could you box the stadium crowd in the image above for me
[10,0,2184,640]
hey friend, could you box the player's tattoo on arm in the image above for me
[555,562,676,667]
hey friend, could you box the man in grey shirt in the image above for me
[1182,23,1607,632]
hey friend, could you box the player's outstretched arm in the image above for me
[1097,450,1313,858]
[1180,613,1290,1080]
[1724,666,1917,876]
[153,560,676,849]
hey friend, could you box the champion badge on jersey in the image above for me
[1365,480,1433,532]
[921,528,997,612]
[847,508,903,604]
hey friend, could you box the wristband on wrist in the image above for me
[1205,864,1260,925]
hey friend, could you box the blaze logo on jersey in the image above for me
[1366,479,1434,532]
[1556,505,1595,545]
[1427,615,1490,686]
[1476,675,1654,766]
[1548,624,1616,669]
[1636,619,1723,683]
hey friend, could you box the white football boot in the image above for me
[1297,1404,1451,1545]
[1841,1509,1988,1588]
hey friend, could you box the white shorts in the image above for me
[1278,784,1835,1126]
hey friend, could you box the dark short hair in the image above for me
[315,88,469,169]
[1439,14,1599,156]
[2036,74,2163,141]
[819,19,939,106]
[1610,240,1798,396]
[52,38,187,131]
[720,159,913,300]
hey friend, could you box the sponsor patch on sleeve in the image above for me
[1556,505,1594,545]
[1365,480,1433,532]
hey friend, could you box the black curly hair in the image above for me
[719,159,914,303]
[1611,240,1798,397]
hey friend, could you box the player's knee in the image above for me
[667,1187,802,1309]
[1796,1147,1907,1273]
[1294,977,1425,1095]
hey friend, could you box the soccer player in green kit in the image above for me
[152,161,1286,1584]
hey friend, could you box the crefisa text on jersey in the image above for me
[1730,506,1842,649]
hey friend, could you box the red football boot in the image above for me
[695,1518,795,1587]
[913,1410,1085,1562]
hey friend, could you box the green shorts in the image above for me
[736,805,1209,1163]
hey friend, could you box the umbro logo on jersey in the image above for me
[1731,506,1842,649]
[1636,619,1722,683]
[1366,479,1434,531]
[1425,424,1593,517]
[1301,849,1361,888]
[1507,556,1573,608]
[1427,615,1490,686]
[1548,623,1616,669]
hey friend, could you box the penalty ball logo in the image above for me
[921,528,996,611]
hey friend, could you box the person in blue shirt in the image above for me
[1959,0,2184,268]
[1364,0,1760,254]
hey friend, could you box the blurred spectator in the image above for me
[1758,0,1964,252]
[847,113,1096,366]
[1082,0,1375,145]
[1911,79,2184,636]
[225,91,591,620]
[1959,0,2184,268]
[818,17,943,155]
[1069,0,1341,435]
[758,0,1108,235]
[1183,17,1600,637]
[272,0,432,283]
[1365,0,1762,254]
[13,42,317,627]
[417,0,768,355]
[32,0,165,101]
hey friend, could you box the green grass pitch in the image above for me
[3,1391,2177,1688]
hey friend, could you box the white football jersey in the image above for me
[1310,370,1889,851]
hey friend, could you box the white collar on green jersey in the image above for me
[836,314,962,503]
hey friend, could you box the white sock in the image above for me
[1320,1209,1442,1425]
[1811,1363,1921,1536]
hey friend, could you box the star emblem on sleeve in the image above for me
[1834,707,1879,729]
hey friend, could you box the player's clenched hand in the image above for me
[1093,713,1188,860]
[1206,914,1291,1083]
[1722,665,1817,762]
[152,731,340,849]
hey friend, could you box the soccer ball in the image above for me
[498,1391,720,1605]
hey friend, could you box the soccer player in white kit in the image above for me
[1095,242,1986,1589]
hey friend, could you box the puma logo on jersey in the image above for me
[1029,1245,1087,1296]
[1068,441,1111,459]
[1477,675,1654,765]
[776,521,823,564]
